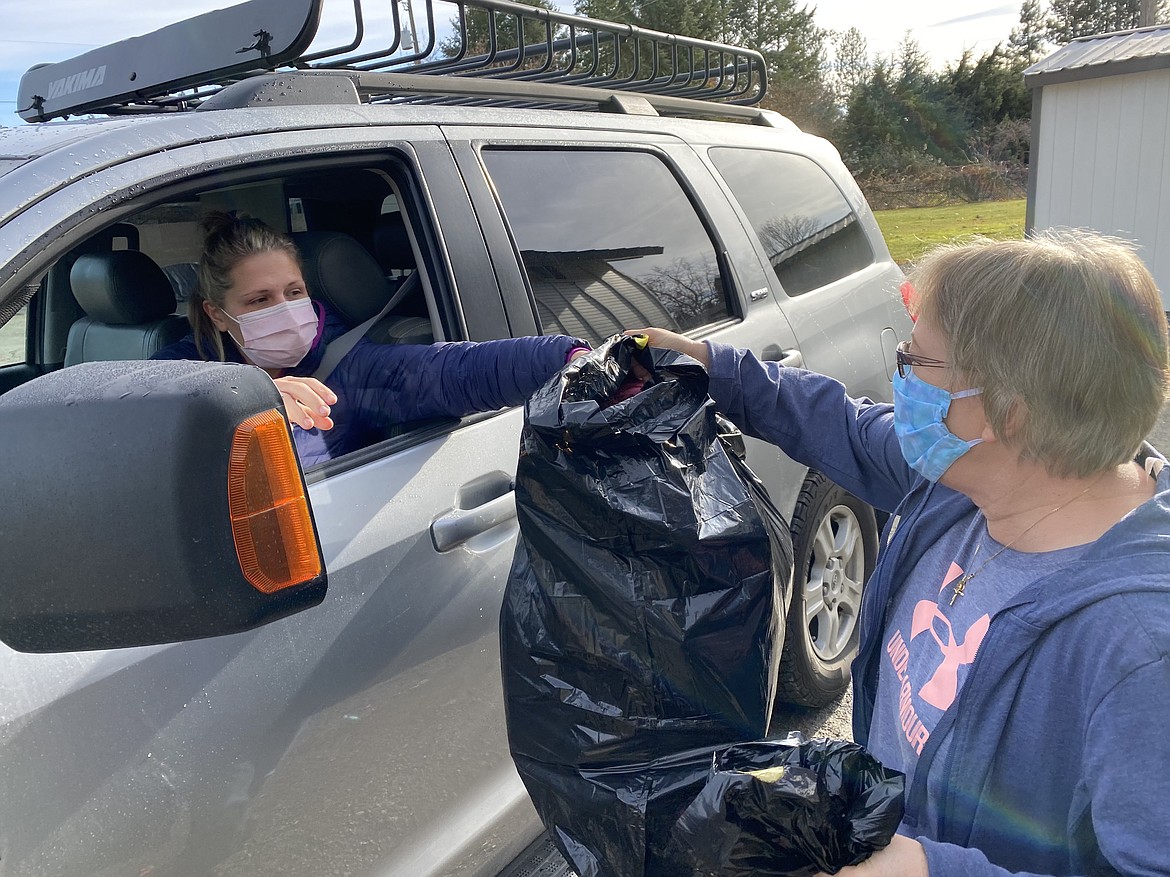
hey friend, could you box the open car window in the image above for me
[38,161,465,472]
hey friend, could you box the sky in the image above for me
[0,0,1022,128]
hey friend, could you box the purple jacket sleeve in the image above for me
[704,340,914,513]
[338,334,582,424]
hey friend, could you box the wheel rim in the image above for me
[801,503,866,663]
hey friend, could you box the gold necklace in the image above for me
[949,479,1099,606]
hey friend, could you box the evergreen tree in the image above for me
[829,27,871,106]
[1008,0,1047,66]
[762,75,839,138]
[836,36,988,174]
[576,0,830,126]
[895,32,931,88]
[945,44,1031,130]
[717,0,830,136]
[1046,0,1143,42]
[574,0,725,81]
[836,63,914,174]
[577,0,826,82]
[440,0,562,60]
[722,0,827,83]
[575,0,723,40]
[832,9,1039,186]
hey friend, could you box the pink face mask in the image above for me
[225,298,318,369]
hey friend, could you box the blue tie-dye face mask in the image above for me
[892,370,983,481]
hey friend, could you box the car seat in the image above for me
[371,212,416,280]
[41,223,142,366]
[65,251,189,365]
[294,230,433,347]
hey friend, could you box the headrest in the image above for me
[162,262,200,304]
[294,231,392,327]
[70,251,178,325]
[372,212,417,274]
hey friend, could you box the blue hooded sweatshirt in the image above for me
[154,302,586,467]
[706,340,1170,877]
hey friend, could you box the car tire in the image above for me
[777,470,878,708]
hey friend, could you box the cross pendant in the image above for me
[950,574,972,606]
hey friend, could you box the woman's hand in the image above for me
[816,835,927,877]
[624,327,710,368]
[273,376,337,431]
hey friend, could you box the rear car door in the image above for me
[442,125,811,515]
[694,130,911,403]
[0,121,544,877]
[440,124,911,712]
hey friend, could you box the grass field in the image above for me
[873,198,1027,266]
[0,310,25,365]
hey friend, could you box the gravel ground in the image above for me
[770,685,855,742]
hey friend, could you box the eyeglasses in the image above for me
[895,341,946,379]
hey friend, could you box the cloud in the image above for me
[929,4,1017,28]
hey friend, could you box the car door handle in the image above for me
[761,345,803,368]
[430,491,517,552]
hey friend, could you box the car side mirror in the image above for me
[0,360,327,652]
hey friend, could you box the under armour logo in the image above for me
[909,563,990,710]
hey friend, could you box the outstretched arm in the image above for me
[627,327,913,512]
[343,334,586,424]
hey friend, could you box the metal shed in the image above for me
[1025,26,1170,306]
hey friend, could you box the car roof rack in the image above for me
[17,0,768,124]
[194,70,792,128]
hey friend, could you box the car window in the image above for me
[710,148,874,297]
[36,160,463,473]
[0,302,29,366]
[482,148,731,345]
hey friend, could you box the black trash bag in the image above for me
[501,334,795,877]
[668,737,905,877]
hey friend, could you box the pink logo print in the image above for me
[939,561,964,597]
[910,597,990,711]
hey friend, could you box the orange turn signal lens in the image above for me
[227,409,321,594]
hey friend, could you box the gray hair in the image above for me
[909,228,1169,479]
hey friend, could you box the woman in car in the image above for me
[630,230,1170,877]
[155,212,588,466]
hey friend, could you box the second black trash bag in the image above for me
[501,334,795,877]
[667,738,905,877]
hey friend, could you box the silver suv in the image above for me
[0,0,910,873]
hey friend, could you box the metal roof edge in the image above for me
[1025,52,1170,89]
[1069,22,1170,42]
[1024,24,1170,88]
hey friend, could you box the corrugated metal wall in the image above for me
[1032,69,1170,306]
